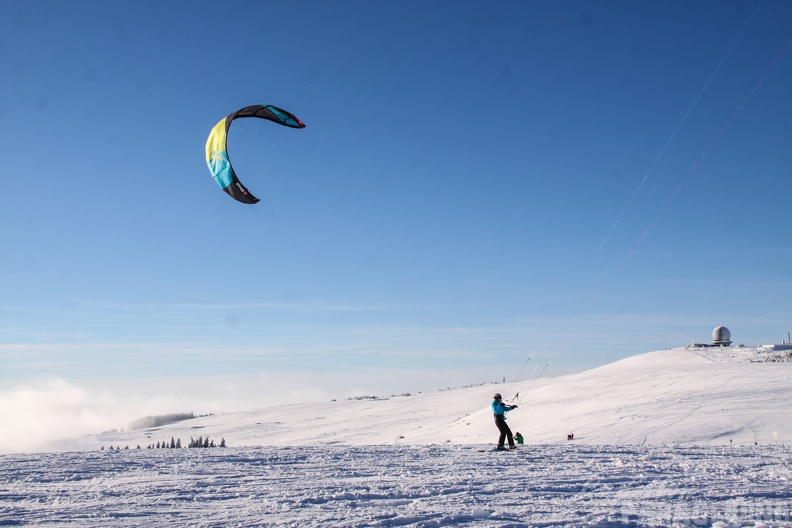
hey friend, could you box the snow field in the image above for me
[5,346,792,526]
[2,443,791,527]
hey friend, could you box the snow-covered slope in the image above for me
[61,347,792,452]
[11,347,791,527]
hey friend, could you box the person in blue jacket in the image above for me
[492,393,518,450]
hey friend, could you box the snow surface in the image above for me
[2,347,792,527]
[2,444,791,527]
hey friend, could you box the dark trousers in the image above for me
[494,415,514,447]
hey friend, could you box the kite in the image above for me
[205,104,305,204]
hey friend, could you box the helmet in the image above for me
[493,393,502,399]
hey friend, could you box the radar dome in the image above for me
[712,326,732,346]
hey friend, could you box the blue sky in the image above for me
[2,0,792,412]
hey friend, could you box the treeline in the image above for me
[101,435,226,451]
[128,412,197,430]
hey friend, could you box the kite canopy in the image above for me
[205,104,305,204]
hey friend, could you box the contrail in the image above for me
[635,34,792,249]
[597,0,766,254]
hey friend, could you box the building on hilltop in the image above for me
[761,333,792,352]
[686,328,792,351]
[686,326,733,349]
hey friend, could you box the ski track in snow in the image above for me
[2,444,791,528]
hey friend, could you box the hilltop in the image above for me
[58,346,792,452]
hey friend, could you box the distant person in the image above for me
[492,393,518,450]
[567,433,574,441]
[515,432,524,445]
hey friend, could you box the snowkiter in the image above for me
[492,393,518,450]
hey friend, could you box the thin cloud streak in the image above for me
[82,300,396,314]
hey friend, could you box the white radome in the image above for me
[712,325,732,346]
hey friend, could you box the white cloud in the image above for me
[0,368,476,454]
[0,377,121,453]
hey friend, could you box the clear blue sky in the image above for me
[2,0,792,405]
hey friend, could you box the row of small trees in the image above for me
[101,435,226,451]
[188,435,225,448]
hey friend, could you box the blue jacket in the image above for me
[492,400,513,417]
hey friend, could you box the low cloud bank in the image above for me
[0,377,125,453]
[0,367,495,454]
[0,375,324,453]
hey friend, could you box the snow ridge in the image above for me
[60,347,792,452]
